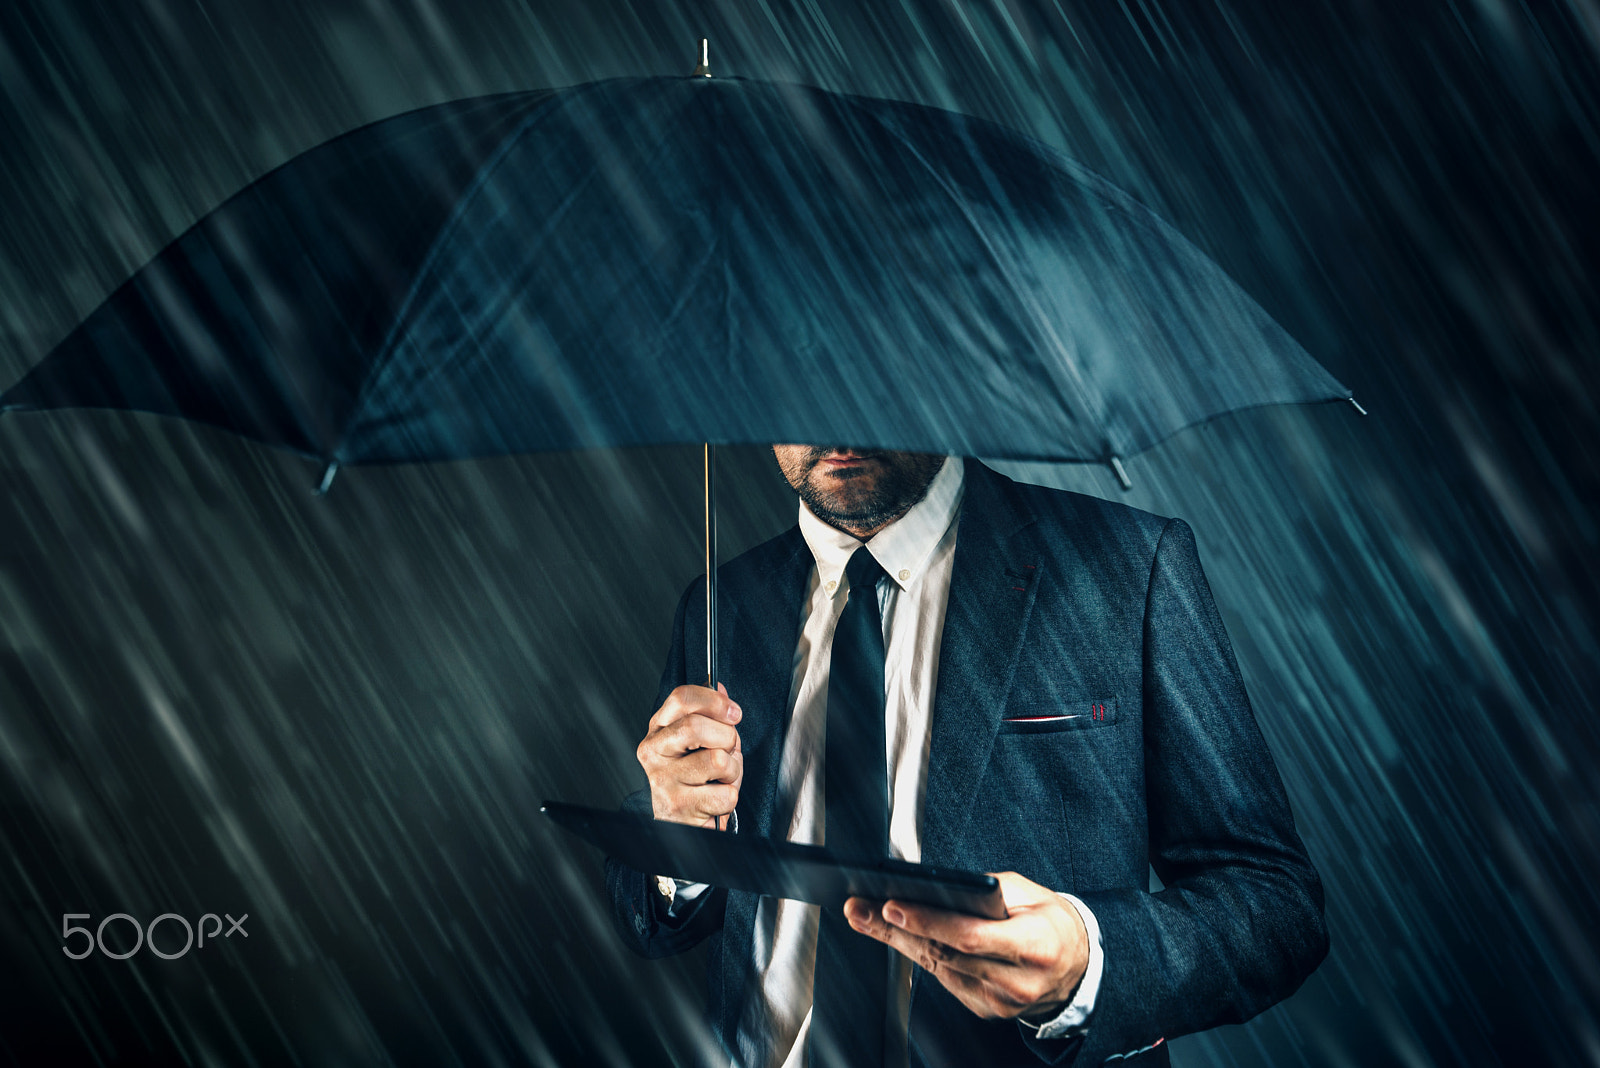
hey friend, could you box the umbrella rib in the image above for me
[837,94,1349,458]
[347,80,720,454]
[836,93,1111,448]
[346,81,623,455]
[352,176,601,423]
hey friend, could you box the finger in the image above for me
[647,713,742,760]
[650,685,740,730]
[921,965,992,1016]
[881,872,1059,963]
[715,685,743,751]
[847,902,1062,1016]
[899,939,1058,1010]
[650,685,743,731]
[884,890,1083,993]
[879,900,1032,964]
[670,746,743,786]
[652,779,740,825]
[845,899,957,968]
[680,782,740,822]
[843,899,1018,1018]
[993,871,1058,909]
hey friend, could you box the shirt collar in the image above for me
[797,456,965,598]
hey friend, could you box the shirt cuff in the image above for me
[653,810,735,918]
[654,875,712,918]
[1016,892,1104,1039]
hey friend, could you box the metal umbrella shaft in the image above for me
[704,442,717,690]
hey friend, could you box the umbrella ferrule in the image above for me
[692,39,712,77]
[1108,455,1132,492]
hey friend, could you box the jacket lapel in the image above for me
[920,460,1041,866]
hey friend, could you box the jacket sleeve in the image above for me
[604,578,729,959]
[1072,518,1328,1064]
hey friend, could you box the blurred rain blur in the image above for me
[0,1,1596,1066]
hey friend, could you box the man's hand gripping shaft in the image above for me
[636,683,743,831]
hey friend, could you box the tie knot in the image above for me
[844,547,884,592]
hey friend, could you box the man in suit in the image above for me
[608,447,1327,1067]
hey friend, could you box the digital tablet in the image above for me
[543,801,1007,920]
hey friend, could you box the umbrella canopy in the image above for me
[0,74,1347,471]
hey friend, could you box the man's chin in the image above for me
[805,480,881,514]
[810,499,874,524]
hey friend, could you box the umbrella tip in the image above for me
[691,38,712,77]
[313,461,339,496]
[1108,455,1132,492]
[1347,397,1368,416]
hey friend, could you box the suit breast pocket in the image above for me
[997,698,1118,734]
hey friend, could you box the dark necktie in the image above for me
[810,547,890,1068]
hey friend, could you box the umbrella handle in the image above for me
[704,443,718,689]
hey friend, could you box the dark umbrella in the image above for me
[0,52,1354,680]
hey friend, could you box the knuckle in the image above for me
[698,784,732,814]
[689,720,717,750]
[949,931,982,956]
[1001,979,1037,1010]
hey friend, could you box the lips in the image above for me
[815,448,881,465]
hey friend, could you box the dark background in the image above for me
[0,1,1595,1065]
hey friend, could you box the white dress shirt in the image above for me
[666,457,1103,1066]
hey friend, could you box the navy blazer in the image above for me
[608,460,1327,1067]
